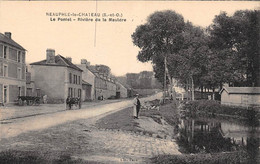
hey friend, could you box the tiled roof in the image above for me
[30,55,82,72]
[220,87,260,94]
[0,33,25,50]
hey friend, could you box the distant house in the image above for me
[219,87,260,107]
[81,80,92,101]
[116,81,128,98]
[77,59,95,101]
[88,65,116,100]
[0,32,26,104]
[29,49,82,103]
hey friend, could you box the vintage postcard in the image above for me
[0,1,259,163]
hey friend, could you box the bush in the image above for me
[150,151,250,164]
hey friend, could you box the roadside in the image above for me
[96,100,179,139]
[0,98,126,121]
[0,92,162,122]
[0,93,182,163]
[0,93,162,139]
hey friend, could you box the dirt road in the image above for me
[0,93,162,139]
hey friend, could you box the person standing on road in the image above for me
[133,94,141,119]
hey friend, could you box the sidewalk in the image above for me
[0,99,124,121]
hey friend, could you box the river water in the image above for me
[176,116,260,161]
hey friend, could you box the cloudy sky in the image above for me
[0,1,259,76]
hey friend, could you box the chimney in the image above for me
[81,59,87,64]
[4,32,11,39]
[46,49,55,64]
[66,57,72,62]
[81,59,91,67]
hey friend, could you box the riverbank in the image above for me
[95,100,180,139]
[96,99,259,163]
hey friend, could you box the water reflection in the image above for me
[177,117,260,157]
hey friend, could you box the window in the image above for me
[17,51,21,63]
[3,64,8,77]
[36,88,41,97]
[3,85,8,103]
[68,88,70,97]
[73,75,77,84]
[22,52,25,63]
[69,73,72,83]
[74,88,76,97]
[78,76,81,85]
[68,87,73,97]
[17,68,21,79]
[18,87,21,96]
[3,46,7,59]
[78,89,81,98]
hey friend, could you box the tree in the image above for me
[132,10,185,77]
[208,10,260,87]
[171,22,210,100]
[132,10,211,100]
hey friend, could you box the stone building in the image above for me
[0,32,26,104]
[29,49,82,103]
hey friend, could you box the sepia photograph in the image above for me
[0,1,259,163]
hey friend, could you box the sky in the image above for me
[0,1,259,76]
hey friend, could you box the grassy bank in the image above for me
[95,100,179,133]
[150,151,251,164]
[96,100,258,164]
[95,107,141,132]
[0,150,90,164]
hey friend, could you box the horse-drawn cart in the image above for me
[18,96,41,106]
[66,97,81,110]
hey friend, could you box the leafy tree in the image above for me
[132,10,185,80]
[132,10,211,100]
[208,10,260,87]
[171,22,210,99]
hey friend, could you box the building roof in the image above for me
[220,87,260,94]
[76,64,95,76]
[0,33,25,50]
[82,80,92,86]
[30,55,82,72]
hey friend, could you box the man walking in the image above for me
[133,94,141,119]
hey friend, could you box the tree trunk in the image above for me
[212,87,215,100]
[191,76,195,101]
[163,56,167,102]
[200,85,203,99]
